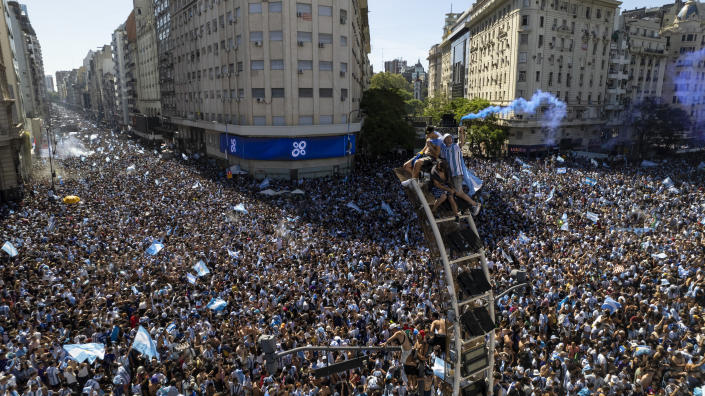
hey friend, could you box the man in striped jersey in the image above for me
[440,133,481,216]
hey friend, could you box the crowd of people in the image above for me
[0,106,704,396]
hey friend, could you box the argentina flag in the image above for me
[193,260,210,277]
[131,326,159,361]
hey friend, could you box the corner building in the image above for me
[169,0,370,179]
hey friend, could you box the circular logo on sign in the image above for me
[230,138,237,153]
[292,141,307,157]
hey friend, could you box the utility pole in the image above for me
[45,107,55,191]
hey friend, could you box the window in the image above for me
[296,3,312,14]
[538,35,543,47]
[540,16,544,27]
[341,88,348,101]
[249,3,262,14]
[253,116,266,126]
[586,7,591,18]
[272,116,286,126]
[319,115,333,124]
[298,60,313,70]
[536,71,540,82]
[235,7,241,18]
[340,9,347,24]
[250,31,263,41]
[271,59,284,70]
[319,61,333,71]
[299,88,313,97]
[252,88,265,98]
[340,62,348,72]
[237,62,244,72]
[340,36,348,46]
[238,89,244,98]
[520,34,529,45]
[319,33,333,44]
[518,71,526,82]
[269,1,282,13]
[297,31,312,42]
[271,88,285,98]
[319,88,333,97]
[318,5,332,16]
[270,30,283,41]
[299,116,313,125]
[251,60,264,70]
[521,15,529,26]
[519,52,527,63]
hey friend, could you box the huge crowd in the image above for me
[0,107,703,396]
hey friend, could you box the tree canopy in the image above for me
[359,88,415,157]
[631,97,690,158]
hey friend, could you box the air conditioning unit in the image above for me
[340,71,346,77]
[298,41,305,47]
[256,97,265,103]
[254,41,263,47]
[318,43,325,48]
[298,69,304,74]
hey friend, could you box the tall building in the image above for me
[134,0,161,118]
[125,11,138,123]
[384,58,407,74]
[7,1,48,120]
[0,0,29,201]
[168,0,371,179]
[85,46,115,123]
[55,70,70,101]
[44,75,54,92]
[112,22,131,128]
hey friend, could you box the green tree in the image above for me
[359,88,415,157]
[370,72,413,95]
[466,122,508,157]
[405,99,424,116]
[423,95,452,124]
[631,97,690,158]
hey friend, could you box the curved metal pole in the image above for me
[405,179,462,395]
[276,345,400,358]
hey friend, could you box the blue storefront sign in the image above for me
[219,133,356,161]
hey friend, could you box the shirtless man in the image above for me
[382,323,413,366]
[429,312,448,356]
[403,126,443,179]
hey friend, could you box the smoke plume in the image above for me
[461,90,567,131]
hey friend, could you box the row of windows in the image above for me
[189,113,347,126]
[182,60,348,81]
[180,87,348,100]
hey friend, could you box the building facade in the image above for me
[134,0,161,118]
[167,0,370,179]
[112,23,131,128]
[44,75,54,92]
[384,58,407,74]
[7,1,47,120]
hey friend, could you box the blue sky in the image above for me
[27,0,672,78]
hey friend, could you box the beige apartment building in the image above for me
[134,0,162,117]
[168,0,370,179]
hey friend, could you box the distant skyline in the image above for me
[24,0,679,78]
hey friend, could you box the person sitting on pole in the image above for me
[403,126,443,179]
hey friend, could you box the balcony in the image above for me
[608,72,628,80]
[606,86,626,95]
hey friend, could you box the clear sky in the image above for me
[25,0,674,78]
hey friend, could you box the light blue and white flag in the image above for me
[634,345,652,357]
[545,187,555,203]
[233,203,248,214]
[192,181,202,189]
[46,216,56,232]
[186,273,197,284]
[1,241,18,257]
[584,177,597,186]
[132,326,159,361]
[462,164,483,196]
[259,177,270,189]
[495,173,505,181]
[514,157,526,167]
[166,323,177,334]
[207,297,228,312]
[651,252,667,259]
[63,343,105,364]
[227,249,239,259]
[556,167,567,174]
[586,211,599,223]
[560,213,570,231]
[601,297,622,313]
[662,177,674,188]
[432,357,446,379]
[518,231,530,244]
[131,286,140,295]
[193,260,210,277]
[346,202,362,213]
[145,241,164,256]
[500,247,513,263]
[381,201,394,216]
[591,158,599,167]
[556,155,565,163]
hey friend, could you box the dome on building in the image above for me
[677,0,699,20]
